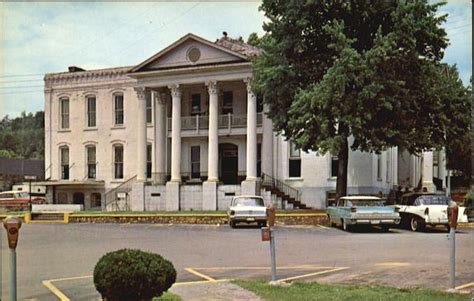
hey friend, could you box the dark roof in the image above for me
[215,35,261,58]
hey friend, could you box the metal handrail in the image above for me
[167,113,263,131]
[261,173,300,203]
[104,175,137,209]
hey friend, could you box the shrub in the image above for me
[93,249,177,301]
[464,190,474,206]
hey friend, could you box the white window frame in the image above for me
[86,95,97,128]
[113,93,124,126]
[190,145,200,179]
[113,144,124,179]
[146,143,152,179]
[86,145,97,179]
[146,93,153,124]
[60,146,69,180]
[60,97,70,129]
[288,141,301,178]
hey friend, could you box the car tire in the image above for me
[229,220,236,228]
[445,225,451,233]
[258,222,266,228]
[380,225,390,232]
[409,217,424,232]
[342,219,351,231]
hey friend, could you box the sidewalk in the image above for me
[170,281,262,301]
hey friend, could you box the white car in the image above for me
[395,193,468,232]
[227,196,267,228]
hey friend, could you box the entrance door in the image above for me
[219,143,238,184]
[73,192,85,206]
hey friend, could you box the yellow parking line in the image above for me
[197,265,333,271]
[278,267,349,282]
[185,268,217,282]
[173,279,229,286]
[374,262,411,267]
[455,282,474,290]
[42,280,70,301]
[47,275,92,282]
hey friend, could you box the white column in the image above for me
[169,84,182,182]
[134,87,147,182]
[422,151,436,192]
[154,91,167,184]
[391,147,398,188]
[439,150,447,189]
[207,81,219,181]
[261,103,273,177]
[245,80,257,180]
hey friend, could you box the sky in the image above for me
[0,1,471,118]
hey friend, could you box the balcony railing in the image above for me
[167,113,263,132]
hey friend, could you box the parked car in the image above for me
[227,196,267,228]
[326,196,400,231]
[0,190,47,209]
[395,193,469,232]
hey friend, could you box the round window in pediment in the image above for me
[187,47,201,63]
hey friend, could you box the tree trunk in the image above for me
[335,136,349,201]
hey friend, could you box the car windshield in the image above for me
[419,196,449,205]
[345,200,384,206]
[17,192,29,198]
[233,197,264,207]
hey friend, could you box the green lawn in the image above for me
[234,280,470,301]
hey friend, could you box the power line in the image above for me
[0,90,44,95]
[58,2,161,63]
[0,78,44,84]
[0,73,44,78]
[106,2,201,63]
[0,85,44,90]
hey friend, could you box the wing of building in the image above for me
[43,33,446,211]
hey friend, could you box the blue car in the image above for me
[327,196,401,231]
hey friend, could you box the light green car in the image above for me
[327,196,401,231]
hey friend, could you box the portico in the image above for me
[127,33,269,210]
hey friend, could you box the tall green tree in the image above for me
[0,111,44,160]
[252,1,469,199]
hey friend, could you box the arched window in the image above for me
[91,193,102,208]
[86,145,97,179]
[59,97,70,129]
[113,144,124,179]
[113,93,124,126]
[60,146,69,180]
[86,95,97,127]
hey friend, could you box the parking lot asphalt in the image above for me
[1,223,473,300]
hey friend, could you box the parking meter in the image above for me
[266,204,276,227]
[3,216,22,249]
[447,201,458,229]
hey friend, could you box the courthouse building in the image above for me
[43,33,446,211]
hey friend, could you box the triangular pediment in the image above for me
[130,33,248,73]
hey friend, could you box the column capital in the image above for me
[134,87,148,101]
[244,78,255,95]
[168,84,182,98]
[206,81,218,95]
[156,92,168,105]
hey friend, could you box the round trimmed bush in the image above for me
[93,249,176,301]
